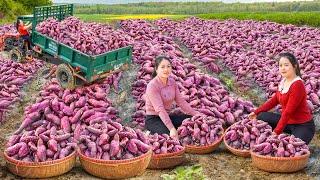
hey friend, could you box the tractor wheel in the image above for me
[4,37,14,51]
[56,64,75,89]
[4,37,13,46]
[9,48,24,62]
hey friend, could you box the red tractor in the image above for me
[0,16,34,62]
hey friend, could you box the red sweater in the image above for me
[18,25,29,36]
[254,79,312,134]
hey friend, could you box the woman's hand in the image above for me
[248,112,257,120]
[169,128,178,139]
[26,23,32,29]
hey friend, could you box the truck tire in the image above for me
[4,37,14,51]
[56,64,75,89]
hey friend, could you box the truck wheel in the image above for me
[9,48,24,62]
[56,64,75,89]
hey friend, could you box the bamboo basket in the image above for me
[223,126,251,157]
[4,151,76,178]
[185,134,224,154]
[78,149,152,179]
[148,148,185,169]
[251,151,310,173]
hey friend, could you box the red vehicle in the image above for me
[0,33,20,51]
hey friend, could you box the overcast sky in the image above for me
[53,0,313,4]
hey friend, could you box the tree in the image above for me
[13,0,52,11]
[0,0,14,14]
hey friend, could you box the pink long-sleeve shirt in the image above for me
[145,76,198,130]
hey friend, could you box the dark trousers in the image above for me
[257,112,315,144]
[21,35,32,50]
[145,114,192,134]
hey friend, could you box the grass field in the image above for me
[2,12,319,27]
[75,1,320,14]
[2,1,320,27]
[198,12,320,27]
[75,12,320,27]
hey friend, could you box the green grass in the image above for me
[75,1,320,15]
[75,12,320,27]
[197,12,320,27]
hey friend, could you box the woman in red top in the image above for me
[145,56,200,138]
[248,52,315,144]
[16,19,32,50]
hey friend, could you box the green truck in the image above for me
[8,4,132,89]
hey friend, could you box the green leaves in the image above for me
[0,0,51,24]
[14,0,52,11]
[161,164,208,180]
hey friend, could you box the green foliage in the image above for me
[161,164,208,180]
[0,0,27,24]
[0,0,13,15]
[75,1,320,15]
[14,0,52,11]
[0,0,51,24]
[219,73,234,91]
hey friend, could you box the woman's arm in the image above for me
[26,23,32,30]
[254,93,279,115]
[146,84,175,131]
[175,83,198,116]
[274,81,305,134]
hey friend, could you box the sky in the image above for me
[52,0,313,4]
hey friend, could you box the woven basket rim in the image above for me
[151,148,185,159]
[4,151,76,167]
[224,124,254,152]
[77,149,152,164]
[223,129,250,154]
[250,150,310,160]
[185,132,224,150]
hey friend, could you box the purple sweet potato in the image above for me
[178,115,223,146]
[108,134,119,157]
[252,134,309,157]
[224,119,272,151]
[45,114,61,125]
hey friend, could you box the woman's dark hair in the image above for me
[16,19,22,31]
[152,55,171,78]
[278,52,301,77]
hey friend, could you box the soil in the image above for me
[107,64,140,125]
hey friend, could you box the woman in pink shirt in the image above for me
[145,56,199,138]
